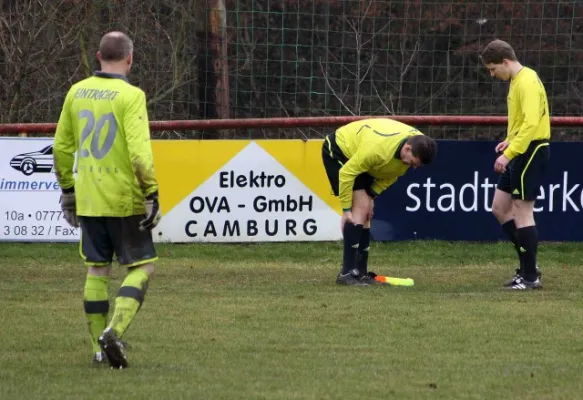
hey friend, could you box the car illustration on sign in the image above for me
[10,144,54,176]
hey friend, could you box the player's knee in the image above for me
[351,211,368,225]
[87,265,112,277]
[513,200,535,226]
[492,198,512,220]
[492,206,511,223]
[134,262,155,277]
[352,190,371,221]
[491,189,513,220]
[491,202,503,218]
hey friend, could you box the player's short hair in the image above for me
[407,135,437,165]
[479,39,517,65]
[99,32,133,62]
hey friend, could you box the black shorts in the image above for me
[497,140,550,201]
[321,132,375,199]
[79,216,158,267]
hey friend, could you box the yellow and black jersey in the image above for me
[504,67,551,159]
[329,118,423,210]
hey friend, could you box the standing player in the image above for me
[53,31,161,368]
[480,39,550,290]
[322,118,437,286]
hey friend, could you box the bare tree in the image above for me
[0,0,206,130]
[0,1,80,123]
[318,0,419,116]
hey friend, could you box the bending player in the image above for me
[53,31,161,368]
[321,118,437,286]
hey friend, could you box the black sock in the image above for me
[516,226,538,281]
[357,229,371,276]
[501,220,523,271]
[342,223,363,275]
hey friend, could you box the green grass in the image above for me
[1,241,583,400]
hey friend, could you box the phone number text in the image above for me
[3,225,77,236]
[4,210,64,222]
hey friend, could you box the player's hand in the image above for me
[495,140,509,154]
[139,191,162,231]
[494,154,510,173]
[341,211,353,234]
[60,191,79,228]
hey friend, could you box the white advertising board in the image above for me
[0,138,79,242]
[153,142,341,242]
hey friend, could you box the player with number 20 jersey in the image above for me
[54,71,157,216]
[53,32,161,370]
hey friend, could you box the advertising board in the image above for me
[1,138,581,242]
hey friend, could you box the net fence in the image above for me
[0,0,581,139]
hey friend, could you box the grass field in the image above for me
[1,241,583,400]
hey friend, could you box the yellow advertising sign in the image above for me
[151,140,342,242]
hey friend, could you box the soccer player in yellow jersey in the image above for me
[481,39,550,290]
[322,118,437,286]
[53,32,161,368]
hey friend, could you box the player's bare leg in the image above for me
[492,189,513,224]
[350,190,371,225]
[84,264,112,366]
[99,262,155,368]
[513,199,536,227]
[336,190,370,286]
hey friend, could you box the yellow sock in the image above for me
[83,275,110,354]
[108,268,150,338]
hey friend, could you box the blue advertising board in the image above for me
[371,140,581,241]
